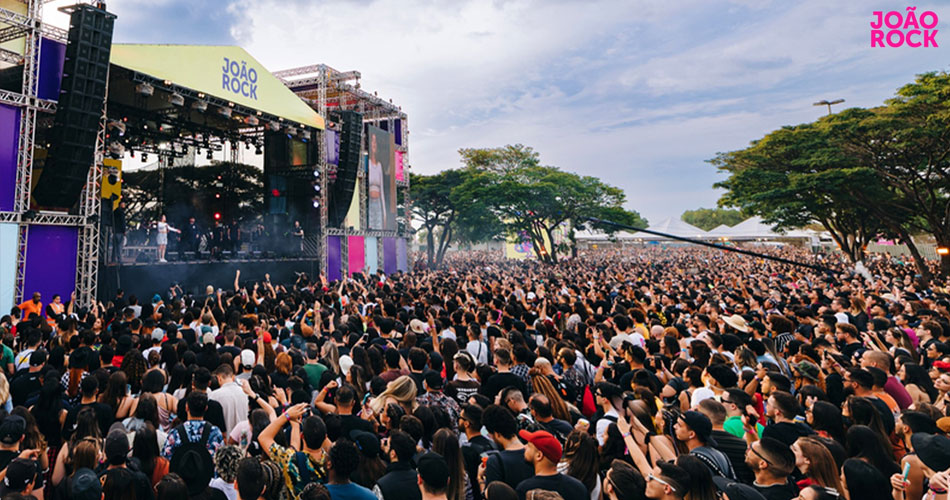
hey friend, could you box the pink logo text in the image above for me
[871,7,938,47]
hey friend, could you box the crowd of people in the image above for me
[1,246,949,500]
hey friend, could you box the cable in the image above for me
[584,217,842,275]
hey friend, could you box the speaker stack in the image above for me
[327,110,362,228]
[32,4,115,209]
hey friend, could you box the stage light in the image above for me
[213,212,221,220]
[244,116,259,126]
[285,126,297,136]
[215,193,220,199]
[313,183,320,192]
[312,200,320,209]
[938,247,949,256]
[107,120,126,135]
[267,121,280,131]
[217,107,232,118]
[168,93,184,106]
[192,100,208,113]
[313,170,320,178]
[135,82,154,96]
[141,153,148,162]
[206,150,213,160]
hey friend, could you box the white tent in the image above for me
[705,216,820,243]
[623,217,708,241]
[706,224,732,237]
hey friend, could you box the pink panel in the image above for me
[395,151,405,182]
[347,236,365,276]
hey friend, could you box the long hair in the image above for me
[845,397,893,459]
[120,349,147,394]
[66,367,85,399]
[369,375,418,414]
[32,372,65,447]
[102,371,129,413]
[102,466,139,500]
[12,407,44,452]
[562,430,599,493]
[432,429,466,500]
[132,422,160,480]
[676,455,718,500]
[842,458,892,500]
[810,401,845,444]
[795,437,843,492]
[529,370,570,421]
[845,425,899,476]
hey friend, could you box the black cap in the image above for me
[28,349,46,367]
[417,452,449,490]
[595,382,622,400]
[1,459,36,493]
[680,411,714,445]
[424,371,443,390]
[349,430,381,459]
[104,430,129,464]
[0,415,25,445]
[71,467,102,500]
[911,433,950,472]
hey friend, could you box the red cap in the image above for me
[518,429,562,462]
[262,332,272,344]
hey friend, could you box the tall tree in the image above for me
[681,208,745,231]
[410,170,463,269]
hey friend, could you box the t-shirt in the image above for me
[711,430,755,485]
[883,376,913,410]
[303,363,329,390]
[485,449,535,491]
[515,473,588,500]
[480,372,528,400]
[326,482,377,500]
[445,379,480,406]
[754,481,799,500]
[63,401,116,439]
[723,416,763,439]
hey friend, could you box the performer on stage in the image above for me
[180,216,200,258]
[155,214,180,263]
[291,220,305,254]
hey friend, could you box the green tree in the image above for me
[410,169,463,269]
[680,208,745,231]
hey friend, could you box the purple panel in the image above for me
[396,238,407,272]
[394,119,403,146]
[0,105,19,212]
[383,237,397,275]
[23,225,78,309]
[38,38,66,101]
[325,130,339,166]
[326,236,342,282]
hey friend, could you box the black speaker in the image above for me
[327,110,361,227]
[32,4,115,209]
[263,132,318,235]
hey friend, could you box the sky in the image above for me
[43,0,950,224]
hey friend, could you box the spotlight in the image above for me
[107,120,126,135]
[135,82,154,96]
[217,107,232,118]
[168,93,184,106]
[312,199,320,208]
[313,170,320,178]
[313,183,320,192]
[244,116,259,126]
[266,121,280,132]
[213,212,221,220]
[192,100,208,112]
[938,247,949,256]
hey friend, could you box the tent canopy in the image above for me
[110,44,324,130]
[624,217,707,240]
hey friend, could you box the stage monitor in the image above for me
[366,125,396,231]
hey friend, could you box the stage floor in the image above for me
[98,258,321,302]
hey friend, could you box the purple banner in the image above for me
[325,130,339,166]
[38,38,65,101]
[326,235,342,282]
[383,237,397,275]
[396,238,408,272]
[394,119,403,146]
[0,105,20,212]
[23,225,78,308]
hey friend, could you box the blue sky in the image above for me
[47,0,950,224]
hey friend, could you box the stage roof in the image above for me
[110,44,324,130]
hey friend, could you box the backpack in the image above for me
[169,422,213,478]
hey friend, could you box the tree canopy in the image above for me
[680,208,745,231]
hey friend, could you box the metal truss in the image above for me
[0,89,56,112]
[13,224,27,305]
[0,6,67,43]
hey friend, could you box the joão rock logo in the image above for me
[871,7,938,47]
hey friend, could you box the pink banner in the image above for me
[395,151,405,182]
[348,236,365,276]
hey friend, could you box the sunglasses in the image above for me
[648,474,677,492]
[749,444,773,467]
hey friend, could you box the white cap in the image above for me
[240,349,255,367]
[202,332,216,345]
[339,355,354,376]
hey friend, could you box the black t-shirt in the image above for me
[480,372,528,400]
[446,379,480,406]
[409,371,428,396]
[63,401,115,440]
[0,450,19,470]
[754,481,799,500]
[515,473,588,500]
[10,372,42,407]
[339,414,375,436]
[711,430,755,485]
[485,449,534,491]
[176,394,227,433]
[761,422,814,448]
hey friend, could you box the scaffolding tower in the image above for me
[275,64,411,276]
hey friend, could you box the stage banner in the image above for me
[383,237,397,275]
[365,237,378,274]
[326,236,342,282]
[347,236,365,276]
[396,238,407,272]
[366,125,397,230]
[326,130,339,166]
[0,224,17,315]
[37,38,65,101]
[343,181,361,230]
[0,104,20,212]
[22,225,78,308]
[395,151,405,182]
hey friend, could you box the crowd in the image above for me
[0,246,949,500]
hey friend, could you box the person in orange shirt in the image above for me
[17,292,42,321]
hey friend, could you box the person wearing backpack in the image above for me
[162,391,224,461]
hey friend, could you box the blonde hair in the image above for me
[370,375,418,414]
[0,373,10,404]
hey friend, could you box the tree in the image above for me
[681,208,745,231]
[712,123,891,264]
[410,169,463,269]
[122,162,264,229]
[457,147,645,262]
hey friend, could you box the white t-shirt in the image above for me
[466,340,488,365]
[690,387,716,408]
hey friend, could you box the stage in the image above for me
[97,258,321,302]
